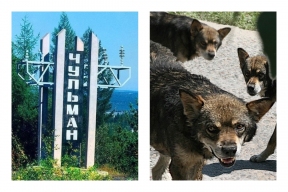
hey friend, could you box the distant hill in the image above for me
[109,90,138,112]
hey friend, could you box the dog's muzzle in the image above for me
[211,145,237,167]
[247,84,258,96]
[207,52,215,60]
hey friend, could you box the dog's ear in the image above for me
[190,19,203,36]
[179,89,205,118]
[218,27,231,39]
[262,56,270,69]
[237,48,249,69]
[263,59,270,75]
[246,97,275,122]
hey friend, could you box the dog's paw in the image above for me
[250,154,267,162]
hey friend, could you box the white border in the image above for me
[3,0,288,191]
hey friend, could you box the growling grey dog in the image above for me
[150,41,275,180]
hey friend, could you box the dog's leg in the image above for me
[169,158,204,180]
[152,153,171,180]
[250,125,276,162]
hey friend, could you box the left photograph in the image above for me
[11,12,138,180]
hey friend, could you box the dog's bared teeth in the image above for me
[221,158,235,164]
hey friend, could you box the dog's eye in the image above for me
[258,73,265,80]
[235,124,245,132]
[207,126,219,134]
[245,71,250,77]
[200,41,207,46]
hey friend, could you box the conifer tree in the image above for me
[13,15,40,60]
[12,15,40,169]
[13,15,40,80]
[51,12,76,54]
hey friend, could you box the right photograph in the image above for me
[150,12,276,180]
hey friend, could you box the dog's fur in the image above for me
[150,41,274,180]
[238,48,276,162]
[150,12,231,62]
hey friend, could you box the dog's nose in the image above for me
[221,145,237,156]
[247,84,255,92]
[208,52,215,59]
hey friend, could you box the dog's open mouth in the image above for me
[211,149,236,167]
[219,157,236,167]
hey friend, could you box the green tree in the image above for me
[12,54,38,170]
[12,15,40,170]
[126,102,138,133]
[13,15,40,60]
[51,12,76,53]
[13,15,40,81]
[95,103,138,178]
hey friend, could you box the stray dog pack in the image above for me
[150,42,274,180]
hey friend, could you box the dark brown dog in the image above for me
[150,41,275,180]
[237,47,276,162]
[150,12,231,62]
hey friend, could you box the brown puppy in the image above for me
[150,12,231,62]
[238,47,276,162]
[150,41,275,180]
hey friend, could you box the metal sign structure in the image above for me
[17,29,131,168]
[17,33,52,162]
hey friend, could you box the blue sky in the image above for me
[12,12,138,91]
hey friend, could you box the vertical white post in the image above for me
[53,29,66,166]
[38,33,50,164]
[75,36,84,52]
[85,32,99,168]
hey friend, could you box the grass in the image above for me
[12,165,136,181]
[171,12,261,30]
[98,164,132,180]
[11,157,110,181]
[12,165,111,181]
[11,157,137,181]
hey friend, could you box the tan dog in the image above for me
[150,12,231,62]
[238,47,276,162]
